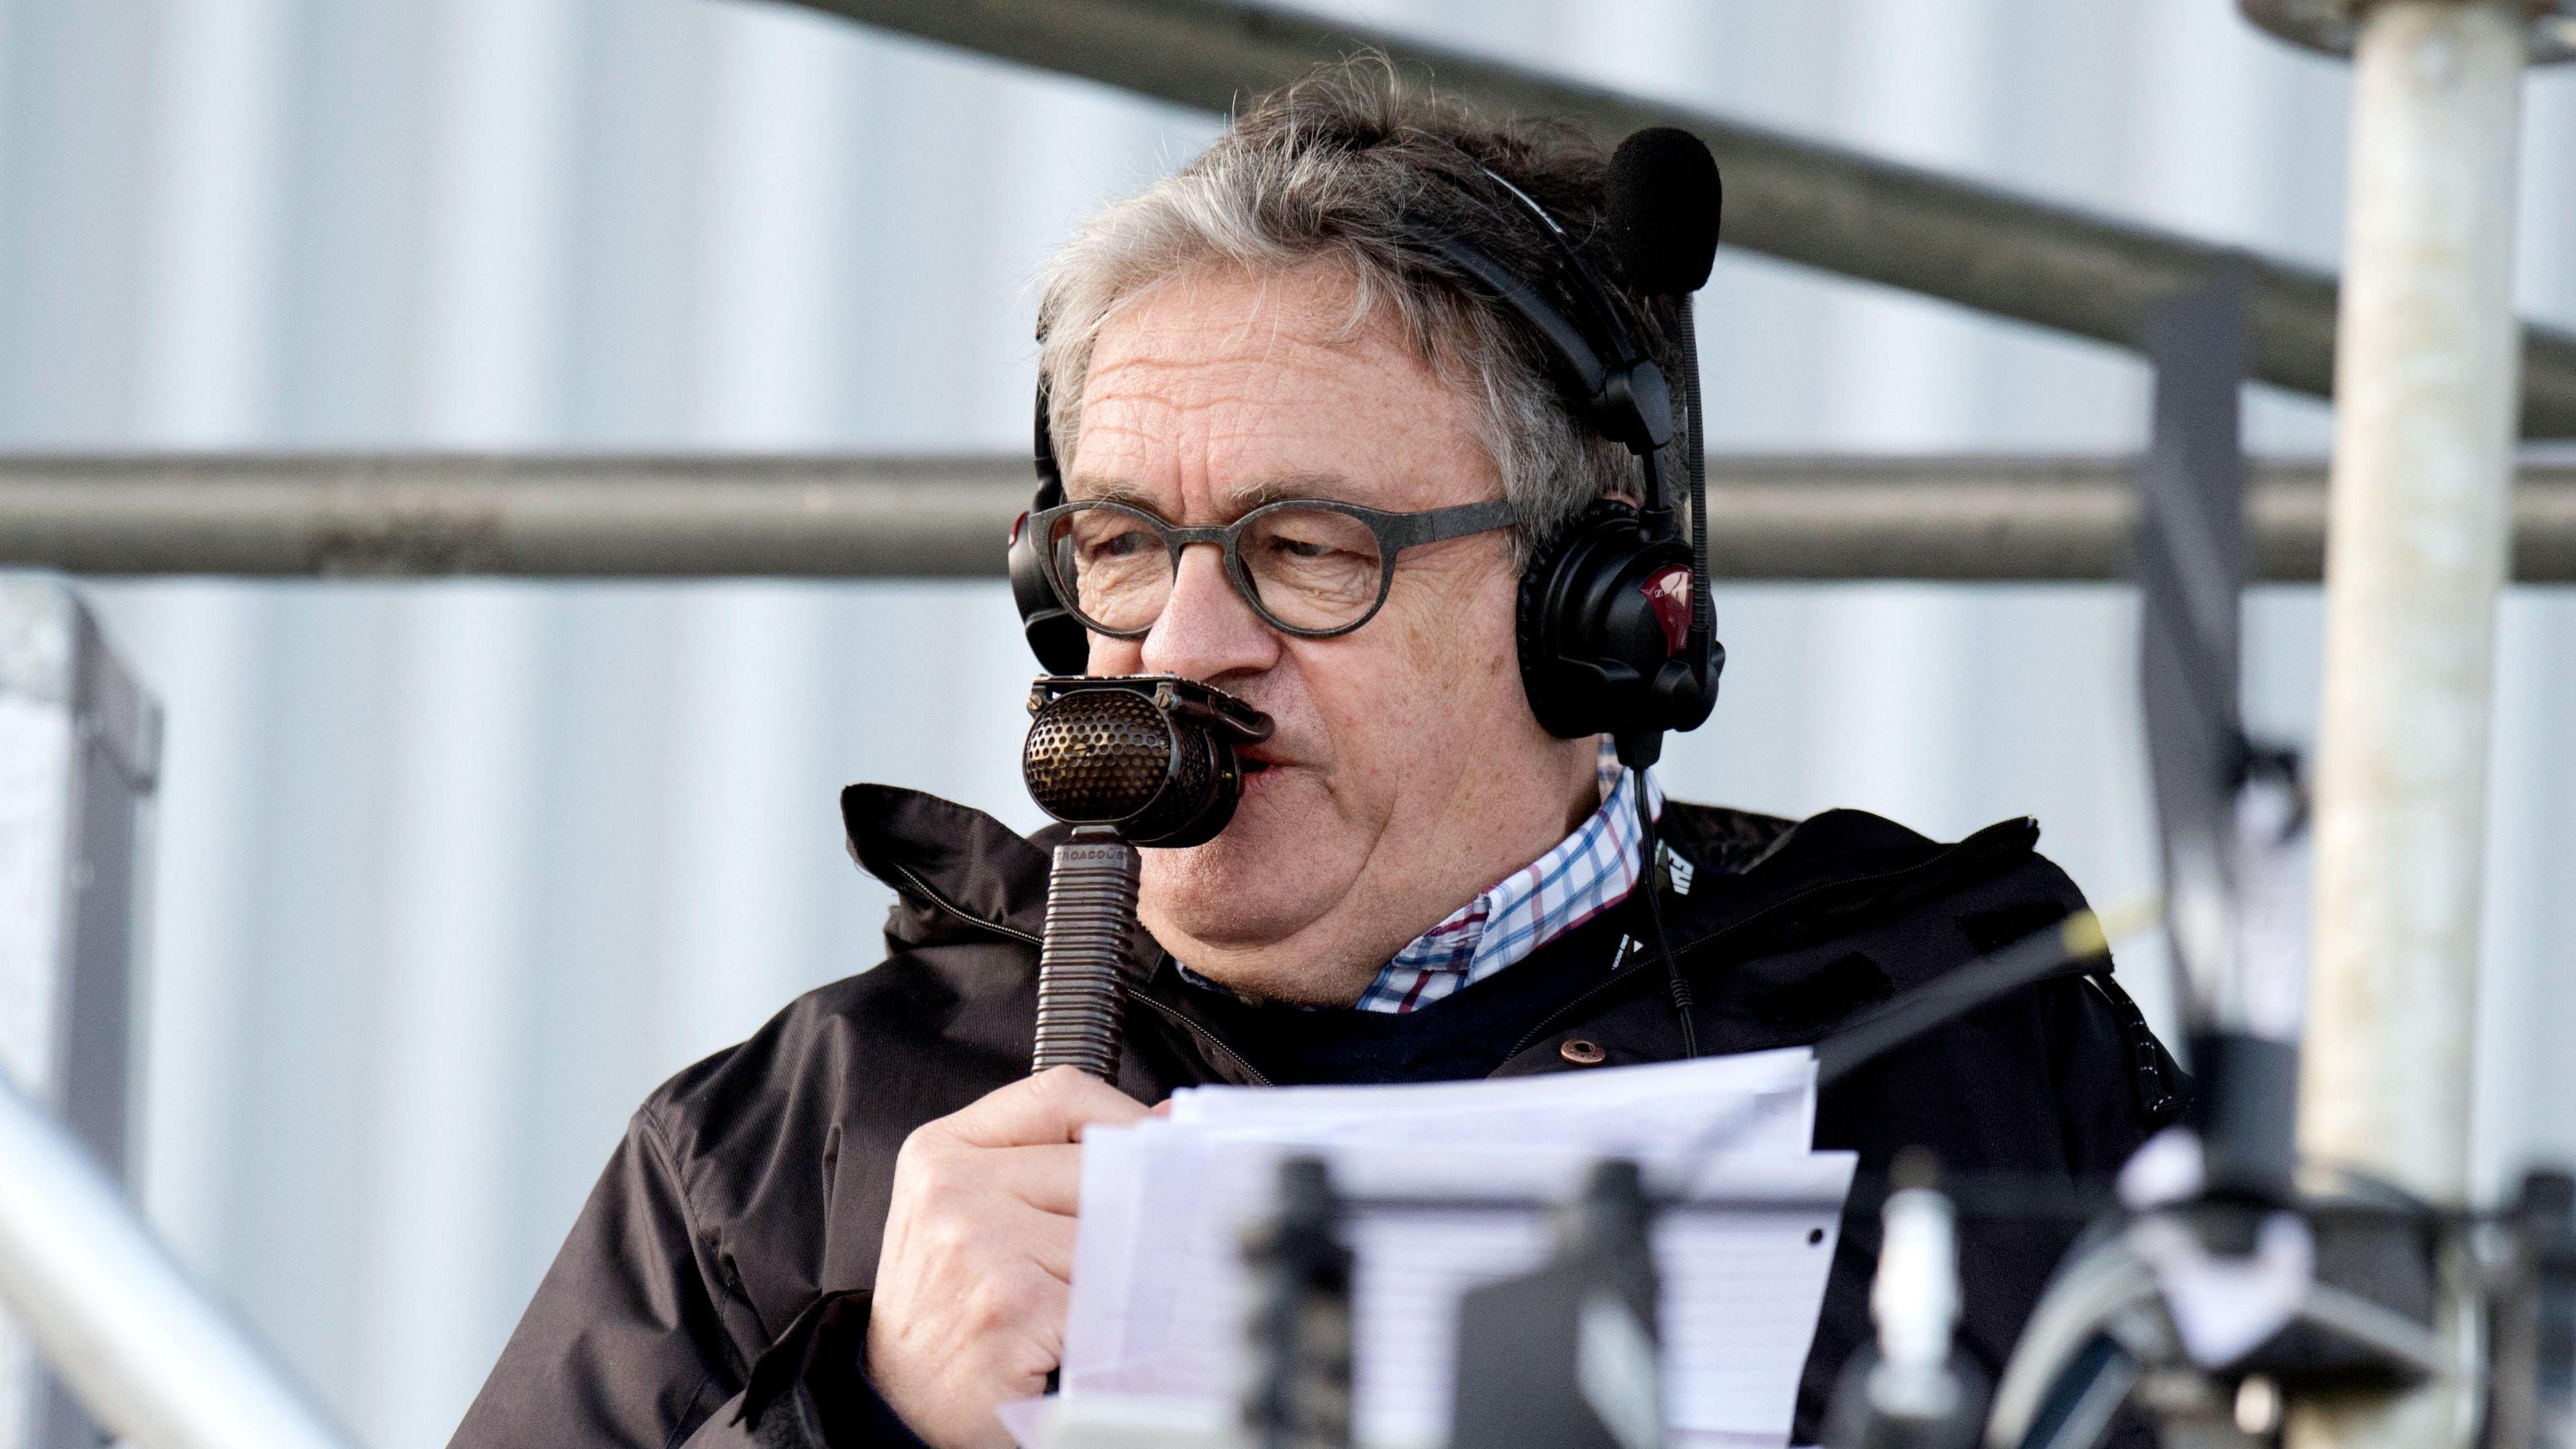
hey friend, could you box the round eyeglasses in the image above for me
[1029,496,1519,639]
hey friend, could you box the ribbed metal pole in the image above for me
[0,1070,358,1449]
[2296,4,2528,1449]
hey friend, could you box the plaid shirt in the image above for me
[1350,741,1662,1013]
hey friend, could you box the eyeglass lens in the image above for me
[1046,502,1389,635]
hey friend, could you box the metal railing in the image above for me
[0,1069,357,1449]
[4,452,2574,581]
[786,0,2576,437]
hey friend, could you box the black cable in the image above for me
[1634,764,1699,1059]
[1676,299,1712,645]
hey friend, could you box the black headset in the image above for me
[1009,129,1725,772]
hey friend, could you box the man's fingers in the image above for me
[910,1142,1083,1217]
[961,1259,1070,1358]
[873,1073,1129,1449]
[945,1066,1150,1148]
[1010,1201,1078,1283]
[973,1143,1085,1217]
[911,1195,1078,1286]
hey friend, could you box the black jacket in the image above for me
[450,784,2181,1449]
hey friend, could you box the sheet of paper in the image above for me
[1064,1050,1853,1449]
[1166,1045,1819,1155]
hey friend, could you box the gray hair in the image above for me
[1034,58,1685,556]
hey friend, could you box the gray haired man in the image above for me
[452,63,2179,1449]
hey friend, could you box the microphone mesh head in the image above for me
[1022,688,1175,824]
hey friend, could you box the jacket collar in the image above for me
[839,782,2037,973]
[839,784,1053,949]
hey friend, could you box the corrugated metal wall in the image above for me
[0,0,2567,1442]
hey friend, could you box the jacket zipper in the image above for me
[1128,994,1275,1088]
[890,863,1041,947]
[887,863,1273,1088]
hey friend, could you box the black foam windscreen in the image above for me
[1607,128,1723,295]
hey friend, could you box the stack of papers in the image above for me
[1055,1048,1856,1449]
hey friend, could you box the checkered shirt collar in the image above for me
[1348,740,1662,1014]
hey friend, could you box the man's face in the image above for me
[1071,262,1599,1004]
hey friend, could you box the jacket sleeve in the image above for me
[448,1109,749,1449]
[452,1112,939,1449]
[674,1292,933,1449]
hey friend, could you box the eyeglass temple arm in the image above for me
[1381,498,1520,548]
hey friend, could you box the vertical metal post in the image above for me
[2308,0,2526,1205]
[2295,2,2529,1448]
[0,575,161,1449]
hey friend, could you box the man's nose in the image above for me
[1138,543,1279,682]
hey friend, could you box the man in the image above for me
[452,64,2180,1449]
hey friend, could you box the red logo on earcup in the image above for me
[1642,566,1691,653]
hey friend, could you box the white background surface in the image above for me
[0,1,2565,1443]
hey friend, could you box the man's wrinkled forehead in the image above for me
[1067,262,1484,519]
[1066,470,1380,520]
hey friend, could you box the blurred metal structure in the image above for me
[0,1067,358,1449]
[0,455,1028,579]
[5,452,2575,582]
[0,578,160,1449]
[2243,0,2576,58]
[2244,4,2542,1449]
[780,0,2576,437]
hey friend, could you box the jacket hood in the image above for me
[839,784,1056,949]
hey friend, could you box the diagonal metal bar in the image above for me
[0,1069,358,1449]
[772,0,2576,437]
[2135,272,2254,1034]
[2138,270,2252,806]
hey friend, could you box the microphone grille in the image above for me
[1022,688,1176,824]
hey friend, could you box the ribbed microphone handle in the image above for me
[1032,826,1142,1080]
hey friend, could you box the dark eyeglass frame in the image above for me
[1030,496,1519,639]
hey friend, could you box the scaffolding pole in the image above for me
[2290,2,2534,1448]
[785,0,2576,436]
[3,452,2575,581]
[0,1069,356,1449]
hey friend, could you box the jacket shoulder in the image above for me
[637,940,1038,1340]
[643,947,1034,1182]
[613,781,1055,1338]
[1660,799,2106,1022]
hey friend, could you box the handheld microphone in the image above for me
[1020,675,1274,1079]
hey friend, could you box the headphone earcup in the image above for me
[1016,378,1092,676]
[1517,500,1701,741]
[1010,508,1090,676]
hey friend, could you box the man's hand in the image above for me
[867,1067,1150,1449]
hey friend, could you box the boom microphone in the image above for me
[1020,676,1274,1079]
[1606,127,1723,295]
